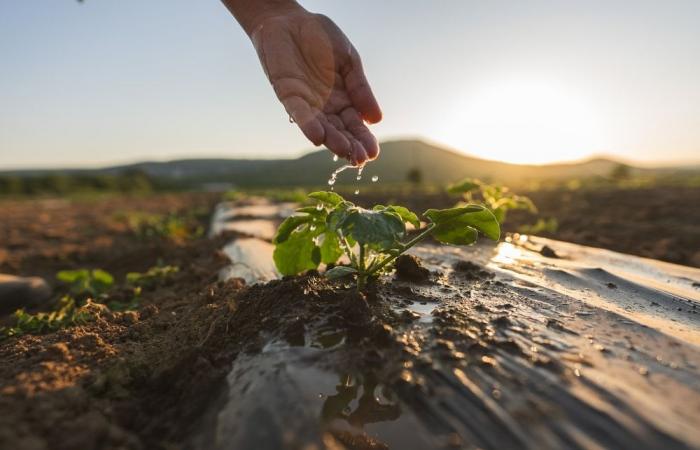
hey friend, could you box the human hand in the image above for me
[239,4,382,165]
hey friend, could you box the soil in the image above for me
[350,186,700,268]
[187,244,700,449]
[0,194,247,449]
[394,255,431,283]
[1,192,699,449]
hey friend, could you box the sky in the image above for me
[1,0,699,169]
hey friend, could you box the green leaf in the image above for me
[57,269,88,284]
[273,231,321,276]
[91,269,114,287]
[424,205,501,244]
[296,206,325,215]
[56,269,113,296]
[337,207,405,249]
[325,266,358,280]
[319,232,343,264]
[308,191,345,207]
[447,178,482,195]
[274,215,313,244]
[493,207,506,224]
[385,205,420,228]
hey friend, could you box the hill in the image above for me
[2,139,693,188]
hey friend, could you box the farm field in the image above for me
[1,187,699,449]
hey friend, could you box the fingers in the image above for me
[282,96,325,146]
[340,108,380,161]
[319,115,351,159]
[344,49,382,124]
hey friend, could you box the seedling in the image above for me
[447,178,536,224]
[57,269,114,298]
[273,191,500,290]
[126,265,179,289]
[120,211,204,241]
[0,296,95,340]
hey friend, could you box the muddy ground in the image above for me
[0,191,699,449]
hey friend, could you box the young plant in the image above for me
[273,191,500,290]
[119,211,204,241]
[126,265,179,289]
[0,296,95,340]
[57,269,114,299]
[447,178,537,224]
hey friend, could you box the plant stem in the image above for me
[368,223,436,277]
[357,244,366,291]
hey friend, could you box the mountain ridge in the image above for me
[1,139,694,187]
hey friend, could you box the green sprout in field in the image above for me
[126,265,179,289]
[273,191,500,290]
[57,269,114,299]
[117,211,204,241]
[447,178,537,224]
[0,296,98,340]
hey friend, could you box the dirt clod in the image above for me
[395,254,431,283]
[540,245,559,258]
[452,260,494,280]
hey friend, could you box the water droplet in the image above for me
[288,115,295,123]
[326,164,353,189]
[333,154,339,162]
[316,203,323,211]
[356,165,364,181]
[371,175,379,182]
[354,189,359,195]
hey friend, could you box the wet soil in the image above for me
[189,248,700,449]
[350,186,700,268]
[1,194,699,450]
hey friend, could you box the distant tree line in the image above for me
[0,169,172,196]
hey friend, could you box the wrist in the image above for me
[223,0,305,36]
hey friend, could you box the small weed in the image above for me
[0,296,98,340]
[57,269,114,299]
[126,265,179,289]
[119,212,204,241]
[519,217,559,235]
[447,178,537,224]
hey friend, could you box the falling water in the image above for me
[327,164,354,191]
[333,154,339,162]
[372,175,379,183]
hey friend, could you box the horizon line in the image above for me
[1,137,698,172]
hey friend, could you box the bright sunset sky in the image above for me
[1,0,699,168]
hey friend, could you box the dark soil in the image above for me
[1,191,698,449]
[0,194,248,449]
[394,255,431,283]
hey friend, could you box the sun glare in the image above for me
[437,79,612,164]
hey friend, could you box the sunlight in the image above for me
[437,78,613,164]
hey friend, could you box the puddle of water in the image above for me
[407,301,436,323]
